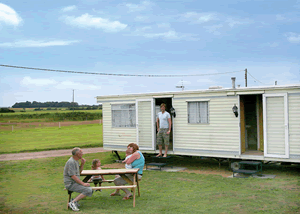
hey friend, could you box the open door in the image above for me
[263,94,289,158]
[136,99,155,150]
[240,96,246,153]
[240,94,264,155]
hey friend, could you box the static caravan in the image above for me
[96,83,300,163]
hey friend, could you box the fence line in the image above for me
[0,119,103,131]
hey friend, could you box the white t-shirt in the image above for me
[125,154,132,169]
[157,111,171,129]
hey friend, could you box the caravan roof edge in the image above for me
[96,84,300,100]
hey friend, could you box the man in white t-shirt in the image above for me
[156,103,172,157]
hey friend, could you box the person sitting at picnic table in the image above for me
[124,148,133,169]
[88,159,105,191]
[63,147,93,212]
[110,143,145,200]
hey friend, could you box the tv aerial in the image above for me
[176,80,185,91]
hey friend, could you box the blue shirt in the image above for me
[131,151,145,175]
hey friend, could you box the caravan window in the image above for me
[111,104,136,128]
[187,101,209,124]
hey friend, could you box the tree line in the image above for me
[12,101,101,108]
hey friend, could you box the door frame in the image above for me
[239,94,264,155]
[153,97,175,153]
[263,93,289,158]
[136,99,155,150]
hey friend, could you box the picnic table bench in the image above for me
[65,168,140,209]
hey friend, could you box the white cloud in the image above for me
[181,12,217,23]
[21,77,57,87]
[134,16,149,22]
[55,81,101,90]
[21,77,101,90]
[0,3,22,26]
[63,13,127,32]
[204,24,223,35]
[0,40,79,48]
[276,14,287,21]
[262,71,298,85]
[61,5,77,12]
[294,0,300,9]
[157,23,170,28]
[176,80,191,86]
[143,31,179,39]
[133,26,198,41]
[135,26,152,32]
[269,42,279,48]
[285,32,300,44]
[125,1,154,12]
[140,30,198,41]
[226,18,251,28]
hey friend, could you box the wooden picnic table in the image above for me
[80,168,140,207]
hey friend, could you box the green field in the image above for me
[0,152,299,214]
[0,124,103,154]
[0,111,102,123]
[1,109,102,115]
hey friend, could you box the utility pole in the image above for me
[72,89,74,113]
[245,68,248,87]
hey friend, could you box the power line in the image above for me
[247,71,267,85]
[0,64,243,78]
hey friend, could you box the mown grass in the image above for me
[0,124,103,154]
[0,152,299,214]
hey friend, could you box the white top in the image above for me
[157,111,171,129]
[125,154,132,169]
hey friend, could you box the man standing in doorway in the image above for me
[156,103,172,157]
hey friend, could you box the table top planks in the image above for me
[81,168,139,176]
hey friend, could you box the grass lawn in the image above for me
[0,152,299,214]
[0,124,103,154]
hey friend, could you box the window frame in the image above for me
[111,103,136,128]
[187,100,210,124]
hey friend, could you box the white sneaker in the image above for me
[68,201,80,211]
[71,198,80,207]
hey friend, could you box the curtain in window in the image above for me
[112,104,136,127]
[188,102,208,124]
[199,102,208,123]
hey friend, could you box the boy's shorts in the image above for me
[156,128,170,146]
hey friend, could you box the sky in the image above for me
[0,0,299,107]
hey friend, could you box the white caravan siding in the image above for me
[265,96,285,155]
[137,100,153,149]
[173,93,239,156]
[289,93,300,157]
[102,102,136,150]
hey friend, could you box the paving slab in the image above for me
[228,173,276,179]
[146,166,187,172]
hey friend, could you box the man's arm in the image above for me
[167,118,172,134]
[79,158,86,173]
[71,175,90,187]
[156,118,160,132]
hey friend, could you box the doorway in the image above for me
[154,98,174,152]
[240,94,263,155]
